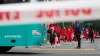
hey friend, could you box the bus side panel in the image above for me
[0,25,26,46]
[41,26,48,45]
[26,24,47,46]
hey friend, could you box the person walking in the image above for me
[84,28,89,42]
[89,27,94,43]
[48,22,56,48]
[74,21,81,49]
[56,24,61,46]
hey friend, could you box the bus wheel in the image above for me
[0,46,12,53]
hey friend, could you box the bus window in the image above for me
[0,0,30,4]
[41,22,48,28]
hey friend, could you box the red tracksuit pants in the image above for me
[66,34,72,43]
[85,35,88,41]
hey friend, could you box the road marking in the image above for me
[31,48,94,51]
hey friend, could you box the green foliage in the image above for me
[81,20,100,32]
[56,22,72,29]
[55,20,100,33]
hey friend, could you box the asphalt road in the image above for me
[0,38,100,56]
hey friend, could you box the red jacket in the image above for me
[93,31,98,37]
[84,29,89,36]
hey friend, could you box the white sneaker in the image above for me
[57,44,61,46]
[64,43,66,44]
[39,46,42,48]
[66,42,68,44]
[39,46,45,48]
[75,42,78,44]
[70,43,72,44]
[53,45,56,48]
[51,46,53,48]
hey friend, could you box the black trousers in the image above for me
[90,37,94,43]
[49,34,55,44]
[76,34,81,48]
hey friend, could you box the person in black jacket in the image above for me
[74,21,81,49]
[89,27,94,43]
[47,23,56,48]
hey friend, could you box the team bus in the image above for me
[0,0,49,53]
[0,0,50,53]
[0,23,48,52]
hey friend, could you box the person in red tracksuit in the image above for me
[60,28,63,40]
[69,26,74,44]
[55,24,61,46]
[93,30,98,39]
[65,28,69,44]
[66,26,73,44]
[47,23,56,48]
[61,27,66,43]
[95,32,98,39]
[73,27,77,44]
[53,24,58,46]
[59,29,62,40]
[70,26,74,40]
[84,28,89,42]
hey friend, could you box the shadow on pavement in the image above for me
[0,52,49,54]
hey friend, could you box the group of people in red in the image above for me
[47,22,81,48]
[47,22,98,48]
[84,28,98,42]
